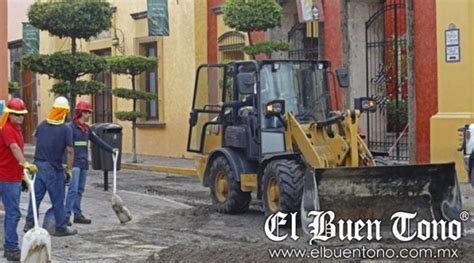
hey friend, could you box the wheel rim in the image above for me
[215,171,229,203]
[267,177,280,212]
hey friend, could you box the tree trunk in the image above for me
[70,37,77,114]
[71,37,77,54]
[247,32,256,60]
[70,89,76,116]
[131,75,137,163]
[131,119,137,163]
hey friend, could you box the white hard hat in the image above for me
[53,96,70,110]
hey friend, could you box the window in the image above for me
[142,42,158,120]
[9,45,22,97]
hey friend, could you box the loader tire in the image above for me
[262,160,304,216]
[209,156,251,214]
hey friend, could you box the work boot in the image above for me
[74,214,91,224]
[66,214,72,226]
[4,250,21,261]
[52,227,77,237]
[23,221,34,233]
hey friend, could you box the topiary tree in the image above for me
[107,56,157,163]
[21,0,113,112]
[8,82,20,97]
[223,0,290,58]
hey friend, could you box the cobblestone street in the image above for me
[0,169,472,262]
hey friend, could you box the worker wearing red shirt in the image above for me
[0,98,37,261]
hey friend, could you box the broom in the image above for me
[111,150,132,223]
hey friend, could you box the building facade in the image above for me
[37,0,207,158]
[0,0,8,100]
[7,0,37,143]
[431,0,474,182]
[31,0,464,175]
[264,0,438,165]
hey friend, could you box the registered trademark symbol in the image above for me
[459,210,470,222]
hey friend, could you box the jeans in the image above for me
[65,167,88,216]
[26,161,68,231]
[0,181,21,251]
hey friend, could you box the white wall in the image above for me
[7,0,34,41]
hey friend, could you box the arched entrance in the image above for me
[365,0,408,161]
[218,31,245,62]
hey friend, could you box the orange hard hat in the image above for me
[5,98,28,114]
[75,101,93,112]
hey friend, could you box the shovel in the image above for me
[111,150,132,223]
[21,170,52,263]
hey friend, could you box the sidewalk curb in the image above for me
[121,163,197,176]
[24,153,197,177]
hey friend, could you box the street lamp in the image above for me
[312,4,320,21]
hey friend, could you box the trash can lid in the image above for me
[90,123,109,133]
[102,123,123,133]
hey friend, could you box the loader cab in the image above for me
[187,60,331,160]
[258,60,331,156]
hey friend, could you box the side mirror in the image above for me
[265,100,285,117]
[354,97,377,113]
[336,68,349,88]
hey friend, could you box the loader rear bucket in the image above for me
[301,162,462,233]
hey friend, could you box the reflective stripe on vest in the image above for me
[74,141,88,147]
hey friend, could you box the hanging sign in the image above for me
[148,0,170,36]
[445,24,460,63]
[22,23,39,55]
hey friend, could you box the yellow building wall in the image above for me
[37,0,208,158]
[431,0,474,182]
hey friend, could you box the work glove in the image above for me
[22,161,38,174]
[65,168,72,186]
[21,175,29,192]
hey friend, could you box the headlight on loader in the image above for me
[265,100,285,117]
[354,97,377,113]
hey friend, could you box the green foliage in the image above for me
[242,40,291,56]
[387,99,408,132]
[22,52,107,81]
[51,80,104,96]
[28,0,112,40]
[8,82,20,93]
[115,111,146,122]
[108,55,158,162]
[223,0,282,32]
[107,56,157,76]
[112,88,156,101]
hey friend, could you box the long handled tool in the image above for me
[21,170,52,263]
[111,150,132,223]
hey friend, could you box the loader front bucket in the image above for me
[301,162,462,233]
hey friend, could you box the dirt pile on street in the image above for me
[147,243,313,263]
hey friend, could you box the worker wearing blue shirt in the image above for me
[65,101,117,225]
[24,96,77,236]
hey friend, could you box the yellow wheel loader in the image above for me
[187,60,461,228]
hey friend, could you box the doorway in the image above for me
[92,49,112,123]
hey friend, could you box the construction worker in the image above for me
[24,96,77,236]
[65,101,117,225]
[0,98,37,261]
